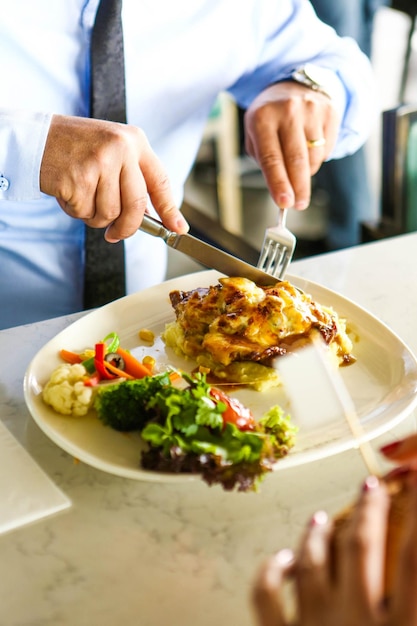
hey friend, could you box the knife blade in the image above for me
[139,214,278,286]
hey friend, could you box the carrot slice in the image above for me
[60,349,83,365]
[169,371,184,384]
[115,347,152,378]
[103,360,135,380]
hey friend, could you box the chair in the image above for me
[181,94,257,262]
[201,93,243,234]
[361,103,417,242]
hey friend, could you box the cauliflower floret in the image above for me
[42,363,94,416]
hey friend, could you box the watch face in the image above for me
[303,63,328,88]
[292,64,332,99]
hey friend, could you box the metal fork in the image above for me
[257,208,296,280]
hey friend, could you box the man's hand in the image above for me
[40,114,189,241]
[244,81,340,211]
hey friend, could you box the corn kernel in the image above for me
[80,348,95,360]
[143,355,156,371]
[139,328,155,344]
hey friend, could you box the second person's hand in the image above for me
[40,114,189,242]
[381,434,417,468]
[252,474,417,626]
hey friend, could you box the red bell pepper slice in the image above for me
[94,342,117,380]
[83,372,101,387]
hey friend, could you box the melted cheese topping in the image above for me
[163,277,354,389]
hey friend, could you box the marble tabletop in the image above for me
[1,233,417,626]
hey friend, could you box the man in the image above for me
[0,0,375,329]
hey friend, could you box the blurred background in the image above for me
[167,2,417,278]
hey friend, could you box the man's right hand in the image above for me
[40,114,189,242]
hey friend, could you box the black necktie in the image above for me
[83,0,127,310]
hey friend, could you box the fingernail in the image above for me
[380,440,403,456]
[274,548,295,566]
[294,199,309,210]
[104,226,120,243]
[277,193,293,206]
[310,510,328,526]
[363,475,379,492]
[176,216,189,232]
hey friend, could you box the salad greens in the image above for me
[94,371,297,492]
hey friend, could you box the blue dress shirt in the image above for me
[0,0,375,328]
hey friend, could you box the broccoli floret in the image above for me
[94,372,171,431]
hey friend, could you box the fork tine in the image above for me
[262,243,288,274]
[276,248,291,277]
[261,243,290,276]
[257,240,273,269]
[257,208,296,280]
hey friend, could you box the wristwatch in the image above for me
[291,64,333,100]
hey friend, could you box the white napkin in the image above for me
[0,421,71,535]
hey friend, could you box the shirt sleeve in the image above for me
[228,0,377,159]
[0,109,52,201]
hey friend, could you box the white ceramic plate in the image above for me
[24,270,417,481]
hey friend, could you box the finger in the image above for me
[105,164,148,242]
[105,125,188,240]
[304,135,326,176]
[244,111,295,209]
[277,112,312,210]
[321,106,339,159]
[302,96,328,176]
[380,435,417,464]
[390,472,417,625]
[140,146,189,234]
[383,466,416,483]
[303,97,339,177]
[83,171,123,231]
[338,477,389,617]
[295,511,334,623]
[252,549,295,626]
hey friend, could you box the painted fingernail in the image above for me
[380,440,403,456]
[363,475,379,492]
[274,548,295,567]
[310,510,328,526]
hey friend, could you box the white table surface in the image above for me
[1,233,416,626]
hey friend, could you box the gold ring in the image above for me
[306,137,326,148]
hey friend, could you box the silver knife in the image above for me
[139,214,278,286]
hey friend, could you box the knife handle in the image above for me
[139,214,173,242]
